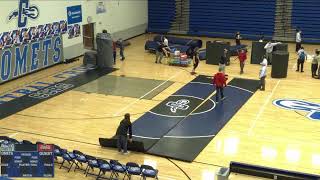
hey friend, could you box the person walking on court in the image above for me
[237,49,247,74]
[296,47,307,72]
[118,38,125,61]
[296,29,302,52]
[259,57,268,91]
[116,113,132,154]
[112,40,117,64]
[264,41,281,65]
[235,32,241,45]
[311,49,319,78]
[213,67,227,103]
[155,42,168,64]
[219,49,228,72]
[191,47,200,75]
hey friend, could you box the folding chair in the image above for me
[97,159,112,180]
[22,140,33,144]
[125,162,141,180]
[72,150,87,173]
[110,160,127,179]
[59,151,77,172]
[141,165,158,180]
[84,155,100,177]
[53,145,67,163]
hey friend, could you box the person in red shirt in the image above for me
[112,41,117,64]
[238,49,247,74]
[212,67,227,103]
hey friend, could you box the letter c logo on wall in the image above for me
[273,99,320,121]
[7,0,39,28]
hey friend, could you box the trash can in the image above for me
[216,167,230,180]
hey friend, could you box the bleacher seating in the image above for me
[188,0,276,40]
[292,0,320,43]
[148,0,176,33]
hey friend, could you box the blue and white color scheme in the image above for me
[8,0,39,28]
[67,5,82,25]
[273,99,320,120]
[0,35,64,84]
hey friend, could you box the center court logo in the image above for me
[8,0,39,28]
[273,99,320,120]
[166,99,190,113]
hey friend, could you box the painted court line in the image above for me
[163,135,215,138]
[132,135,160,140]
[114,70,183,116]
[9,132,19,138]
[227,85,254,94]
[248,80,281,136]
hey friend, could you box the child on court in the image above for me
[237,49,247,74]
[259,57,268,91]
[297,47,307,72]
[213,67,227,103]
[311,49,319,78]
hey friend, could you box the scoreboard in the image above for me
[0,143,54,178]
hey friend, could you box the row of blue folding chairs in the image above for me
[54,145,159,180]
[0,137,158,180]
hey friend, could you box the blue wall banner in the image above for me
[0,35,64,84]
[67,5,82,24]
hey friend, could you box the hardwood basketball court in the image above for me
[0,34,319,179]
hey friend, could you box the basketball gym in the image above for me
[0,0,319,179]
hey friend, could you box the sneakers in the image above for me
[123,151,130,155]
[221,97,227,101]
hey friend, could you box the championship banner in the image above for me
[0,35,64,84]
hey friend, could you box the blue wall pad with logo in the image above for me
[132,75,215,150]
[133,77,259,162]
[0,67,116,120]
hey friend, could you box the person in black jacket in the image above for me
[116,113,132,154]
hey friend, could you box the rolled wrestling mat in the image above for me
[206,41,230,65]
[251,41,267,64]
[154,35,203,48]
[145,40,159,51]
[273,43,288,52]
[96,33,114,68]
[199,49,206,60]
[83,51,97,66]
[271,51,289,78]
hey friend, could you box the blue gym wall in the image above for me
[148,0,320,43]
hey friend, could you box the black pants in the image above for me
[259,76,266,90]
[216,87,224,102]
[240,61,244,73]
[296,42,301,52]
[193,59,199,70]
[113,51,116,64]
[297,59,304,72]
[236,39,241,45]
[117,135,128,153]
[311,63,318,77]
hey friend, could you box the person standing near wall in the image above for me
[311,49,319,78]
[112,40,117,64]
[235,32,241,45]
[264,41,281,65]
[118,38,125,61]
[296,29,302,52]
[296,47,306,72]
[219,49,228,73]
[259,57,268,91]
[213,67,227,103]
[116,113,132,155]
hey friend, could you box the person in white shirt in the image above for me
[259,56,268,91]
[295,29,302,52]
[163,36,169,47]
[235,32,241,45]
[264,41,281,65]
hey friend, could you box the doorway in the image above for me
[82,23,95,50]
